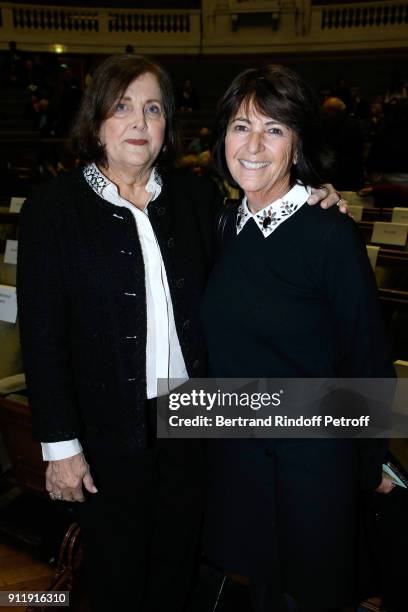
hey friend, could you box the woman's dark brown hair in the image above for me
[212,64,330,189]
[71,54,178,167]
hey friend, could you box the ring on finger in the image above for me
[334,191,342,206]
[50,491,63,501]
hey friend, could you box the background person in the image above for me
[188,126,211,155]
[177,77,200,111]
[17,53,221,612]
[322,96,365,191]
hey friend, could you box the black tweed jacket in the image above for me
[17,167,221,451]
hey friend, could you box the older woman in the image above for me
[17,54,343,611]
[202,65,395,612]
[17,54,223,612]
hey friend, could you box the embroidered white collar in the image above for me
[83,163,163,203]
[237,183,311,238]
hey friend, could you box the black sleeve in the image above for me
[323,216,395,490]
[188,173,224,268]
[17,190,83,442]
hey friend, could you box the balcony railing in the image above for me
[320,2,408,30]
[0,3,201,54]
[0,1,407,54]
[8,6,194,35]
[11,7,99,32]
[107,12,192,34]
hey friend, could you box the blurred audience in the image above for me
[368,102,408,175]
[3,41,24,86]
[384,73,407,106]
[333,77,353,112]
[58,69,82,136]
[0,47,407,200]
[187,127,211,155]
[177,78,200,111]
[322,96,365,191]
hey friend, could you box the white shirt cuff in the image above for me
[41,439,83,461]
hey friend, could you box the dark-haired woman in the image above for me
[202,65,395,612]
[17,54,222,612]
[17,54,345,611]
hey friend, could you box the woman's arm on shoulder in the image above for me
[308,183,348,213]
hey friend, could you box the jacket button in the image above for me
[176,278,185,289]
[182,319,190,331]
[192,359,200,370]
[167,237,174,248]
[157,207,166,216]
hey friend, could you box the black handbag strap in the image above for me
[216,199,239,249]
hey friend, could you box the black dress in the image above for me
[201,199,394,608]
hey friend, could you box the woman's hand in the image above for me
[307,183,348,213]
[46,452,98,502]
[375,474,397,494]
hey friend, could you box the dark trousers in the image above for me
[249,583,358,612]
[77,400,204,612]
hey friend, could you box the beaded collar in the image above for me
[237,183,311,238]
[83,163,163,202]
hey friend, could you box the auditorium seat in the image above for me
[0,238,22,381]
